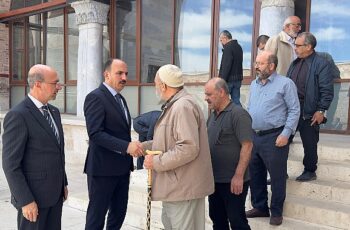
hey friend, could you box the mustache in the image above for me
[119,80,126,84]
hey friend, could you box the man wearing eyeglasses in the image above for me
[2,64,68,230]
[265,16,302,76]
[246,51,300,226]
[286,32,334,182]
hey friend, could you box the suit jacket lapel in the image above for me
[99,84,130,129]
[119,94,131,130]
[24,98,60,148]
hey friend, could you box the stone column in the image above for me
[259,0,295,37]
[71,0,109,117]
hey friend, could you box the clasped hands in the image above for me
[126,141,144,157]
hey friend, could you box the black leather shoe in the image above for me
[270,216,283,225]
[296,171,317,182]
[246,208,270,218]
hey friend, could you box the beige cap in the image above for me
[158,64,184,88]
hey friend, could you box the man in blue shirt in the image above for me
[246,51,300,226]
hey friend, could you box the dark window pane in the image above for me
[67,12,78,81]
[28,14,43,70]
[115,0,136,80]
[12,21,25,81]
[174,0,212,82]
[45,10,64,83]
[66,86,77,114]
[141,0,172,83]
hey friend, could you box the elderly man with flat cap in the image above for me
[143,64,214,230]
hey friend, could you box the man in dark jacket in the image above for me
[2,64,68,230]
[286,32,334,181]
[219,30,243,106]
[133,110,161,169]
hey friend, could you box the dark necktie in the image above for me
[114,94,128,124]
[42,105,60,143]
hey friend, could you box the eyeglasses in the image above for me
[255,62,270,66]
[42,81,61,87]
[294,43,307,48]
[289,23,302,27]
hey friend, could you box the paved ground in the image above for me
[0,155,138,230]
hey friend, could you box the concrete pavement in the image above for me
[0,156,139,230]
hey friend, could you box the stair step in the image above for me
[289,139,350,162]
[248,217,343,230]
[287,179,350,205]
[288,155,350,182]
[284,194,350,229]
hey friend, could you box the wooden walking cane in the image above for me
[145,150,162,230]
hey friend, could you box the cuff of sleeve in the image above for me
[281,127,292,138]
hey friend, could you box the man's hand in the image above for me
[230,174,243,195]
[127,141,143,157]
[275,135,289,147]
[144,155,154,170]
[311,111,324,126]
[22,201,38,222]
[63,186,68,202]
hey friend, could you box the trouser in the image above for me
[17,198,63,230]
[209,182,250,230]
[297,117,319,172]
[249,130,289,217]
[227,80,242,106]
[85,174,130,230]
[161,198,205,230]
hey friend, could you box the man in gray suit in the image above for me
[2,64,68,230]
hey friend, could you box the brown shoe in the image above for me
[245,208,270,218]
[270,216,283,225]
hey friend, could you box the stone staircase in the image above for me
[67,134,350,229]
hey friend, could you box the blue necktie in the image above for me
[42,105,60,143]
[114,94,128,124]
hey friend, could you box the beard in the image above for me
[256,70,270,80]
[155,88,165,104]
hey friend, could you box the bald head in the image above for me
[283,16,301,38]
[206,77,230,95]
[205,77,231,112]
[28,64,56,88]
[255,51,278,80]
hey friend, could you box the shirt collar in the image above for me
[282,31,295,44]
[103,82,119,97]
[28,93,45,109]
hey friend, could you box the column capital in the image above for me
[260,0,294,8]
[71,0,109,25]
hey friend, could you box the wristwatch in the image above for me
[318,110,325,115]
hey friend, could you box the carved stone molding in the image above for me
[260,0,294,8]
[71,0,109,25]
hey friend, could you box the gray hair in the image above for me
[208,78,229,95]
[298,32,317,49]
[28,69,45,88]
[267,53,278,69]
[220,30,232,39]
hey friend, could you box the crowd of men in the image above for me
[2,15,335,230]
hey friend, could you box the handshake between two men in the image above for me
[126,141,145,157]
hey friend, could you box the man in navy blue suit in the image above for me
[84,59,143,230]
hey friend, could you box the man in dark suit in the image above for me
[2,64,68,230]
[84,59,143,230]
[219,30,243,106]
